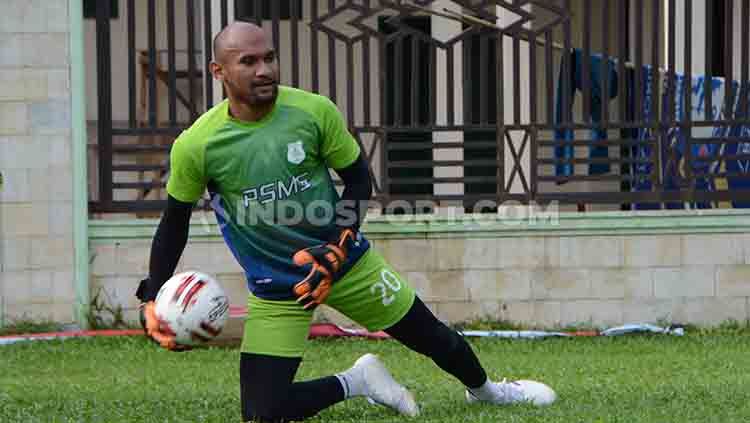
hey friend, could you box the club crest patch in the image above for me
[287,141,306,165]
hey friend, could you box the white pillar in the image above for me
[674,0,707,75]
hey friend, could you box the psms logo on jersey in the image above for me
[287,141,306,164]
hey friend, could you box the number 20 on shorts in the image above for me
[370,269,402,306]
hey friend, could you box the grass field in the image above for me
[2,333,750,422]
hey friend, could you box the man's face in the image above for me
[212,32,279,106]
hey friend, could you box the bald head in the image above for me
[213,21,269,64]
[209,21,280,110]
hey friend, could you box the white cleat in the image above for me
[352,353,420,417]
[466,379,557,406]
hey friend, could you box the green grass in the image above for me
[1,334,750,422]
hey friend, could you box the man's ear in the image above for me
[209,61,223,81]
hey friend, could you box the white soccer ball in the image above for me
[154,271,230,346]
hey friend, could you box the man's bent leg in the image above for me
[240,295,344,422]
[385,297,557,407]
[384,296,488,389]
[330,251,556,407]
[328,250,485,389]
[385,297,557,406]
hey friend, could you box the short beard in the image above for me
[248,85,278,106]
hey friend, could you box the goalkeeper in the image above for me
[135,21,555,422]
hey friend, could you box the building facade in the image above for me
[2,0,750,329]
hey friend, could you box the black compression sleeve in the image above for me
[384,296,488,389]
[334,152,372,233]
[240,353,344,422]
[136,194,193,302]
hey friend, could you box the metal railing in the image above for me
[91,0,750,213]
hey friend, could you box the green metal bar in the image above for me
[70,0,90,329]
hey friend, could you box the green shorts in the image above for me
[240,248,416,358]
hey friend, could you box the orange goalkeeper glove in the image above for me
[292,229,356,310]
[139,301,191,351]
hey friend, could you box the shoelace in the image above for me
[496,379,526,403]
[468,379,524,403]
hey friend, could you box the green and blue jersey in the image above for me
[167,86,370,299]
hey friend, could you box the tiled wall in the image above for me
[0,0,76,323]
[89,230,750,329]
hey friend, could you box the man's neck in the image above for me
[228,99,275,123]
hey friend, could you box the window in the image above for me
[464,28,499,204]
[380,16,435,211]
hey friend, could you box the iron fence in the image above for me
[91,0,750,213]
